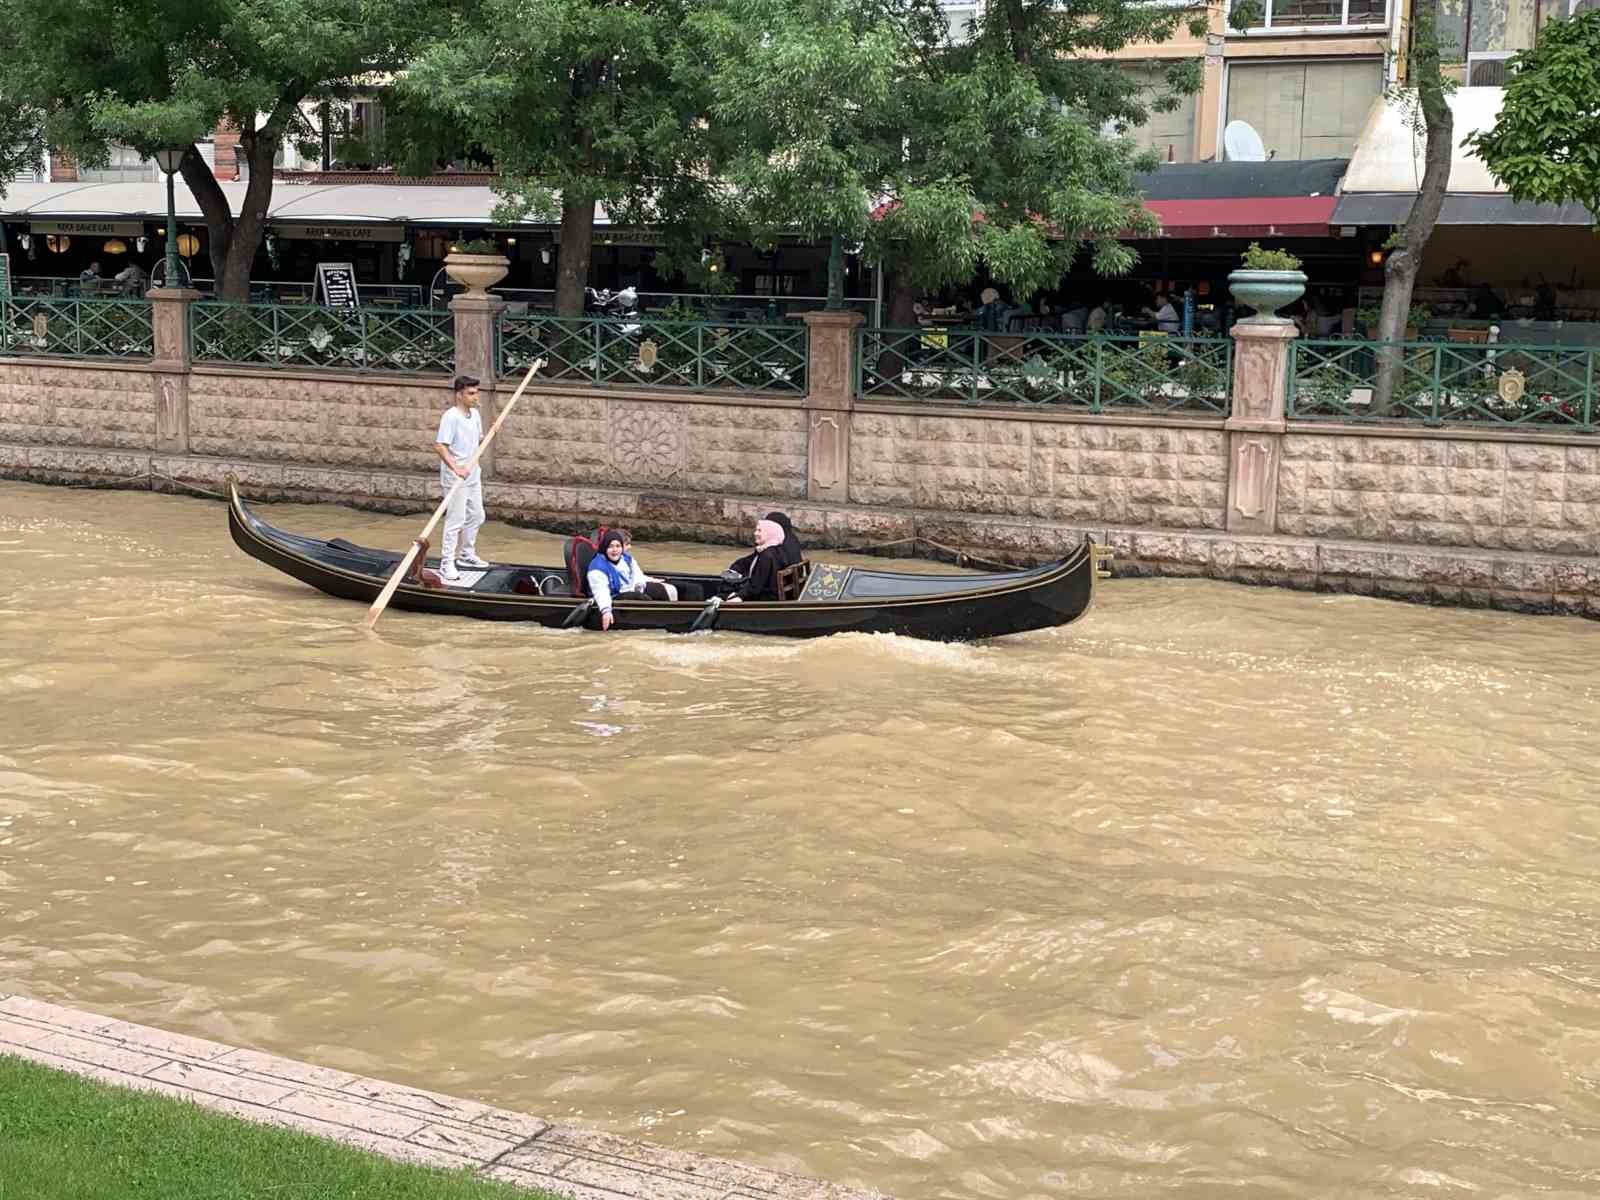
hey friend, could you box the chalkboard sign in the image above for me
[315,262,360,309]
[0,253,10,299]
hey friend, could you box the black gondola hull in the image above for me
[227,483,1097,641]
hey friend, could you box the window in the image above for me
[1113,65,1198,163]
[1438,0,1541,62]
[1233,0,1390,31]
[1225,59,1383,159]
[78,144,159,182]
[941,1,980,43]
[1465,51,1513,86]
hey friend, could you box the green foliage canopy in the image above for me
[1467,9,1600,224]
[696,0,1206,302]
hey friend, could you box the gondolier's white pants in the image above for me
[440,477,485,566]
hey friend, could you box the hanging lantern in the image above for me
[45,234,71,253]
[176,233,200,257]
[103,238,128,255]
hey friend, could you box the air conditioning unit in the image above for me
[1466,52,1513,87]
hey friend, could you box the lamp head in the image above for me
[154,147,186,175]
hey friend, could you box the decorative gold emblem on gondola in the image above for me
[1498,368,1526,403]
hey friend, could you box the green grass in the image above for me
[0,1054,561,1199]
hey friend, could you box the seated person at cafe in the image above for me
[1471,282,1504,320]
[724,519,786,603]
[114,262,146,295]
[973,287,1011,331]
[1142,291,1180,333]
[587,530,673,630]
[1086,300,1109,332]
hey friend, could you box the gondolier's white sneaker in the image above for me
[439,561,462,583]
[455,552,491,569]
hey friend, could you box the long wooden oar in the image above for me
[364,357,546,630]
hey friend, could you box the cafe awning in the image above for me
[1136,159,1346,238]
[1333,86,1597,227]
[0,180,619,230]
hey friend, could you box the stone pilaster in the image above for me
[801,309,864,502]
[450,294,506,475]
[1224,322,1297,535]
[147,287,199,453]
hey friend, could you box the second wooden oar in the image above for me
[364,357,546,630]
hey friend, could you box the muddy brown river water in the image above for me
[2,480,1599,1198]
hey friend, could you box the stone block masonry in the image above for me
[0,993,883,1200]
[2,288,1600,618]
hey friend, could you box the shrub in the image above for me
[1240,242,1303,272]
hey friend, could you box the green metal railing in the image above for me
[498,315,807,393]
[0,297,154,360]
[190,302,455,374]
[855,327,1233,413]
[1290,339,1600,429]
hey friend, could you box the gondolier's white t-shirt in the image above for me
[436,405,482,488]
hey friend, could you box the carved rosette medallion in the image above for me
[609,403,686,481]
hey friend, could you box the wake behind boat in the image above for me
[227,480,1103,641]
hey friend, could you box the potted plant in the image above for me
[1356,302,1431,341]
[1228,243,1307,325]
[444,238,510,297]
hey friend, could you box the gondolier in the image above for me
[434,376,489,582]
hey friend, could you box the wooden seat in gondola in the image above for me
[775,559,812,601]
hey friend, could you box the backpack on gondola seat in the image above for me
[562,525,611,598]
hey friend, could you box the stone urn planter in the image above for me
[1228,269,1308,325]
[443,251,510,298]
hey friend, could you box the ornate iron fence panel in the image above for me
[1291,339,1599,430]
[190,302,454,374]
[855,328,1232,414]
[1,298,154,360]
[498,314,807,394]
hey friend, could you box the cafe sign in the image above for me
[31,220,144,237]
[272,223,405,243]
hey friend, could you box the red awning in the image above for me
[1142,196,1337,239]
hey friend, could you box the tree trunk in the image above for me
[555,198,596,316]
[181,118,284,303]
[180,148,234,292]
[1372,0,1452,413]
[875,267,919,379]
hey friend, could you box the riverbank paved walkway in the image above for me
[0,994,883,1200]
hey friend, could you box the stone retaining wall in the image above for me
[3,290,1599,618]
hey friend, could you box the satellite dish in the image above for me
[1223,120,1268,162]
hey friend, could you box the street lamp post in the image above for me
[153,147,186,289]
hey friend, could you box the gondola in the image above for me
[227,480,1104,641]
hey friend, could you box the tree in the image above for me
[694,0,1205,322]
[397,0,727,315]
[0,0,443,301]
[1466,8,1600,224]
[1370,0,1452,412]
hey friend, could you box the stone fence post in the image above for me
[148,286,199,453]
[451,294,506,474]
[801,310,864,502]
[1224,322,1298,534]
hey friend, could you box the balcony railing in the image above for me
[856,327,1233,413]
[1290,339,1600,429]
[498,314,808,394]
[0,297,154,360]
[190,302,455,374]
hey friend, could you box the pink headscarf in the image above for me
[755,519,785,550]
